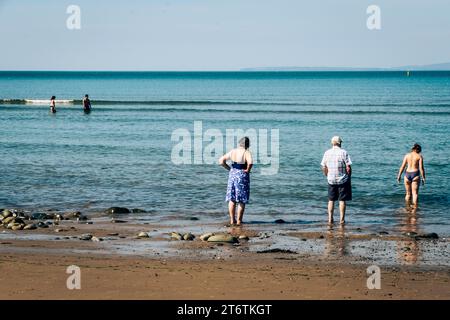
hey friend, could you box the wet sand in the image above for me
[0,250,449,299]
[0,216,449,300]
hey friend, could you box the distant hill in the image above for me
[241,62,450,71]
[392,62,450,71]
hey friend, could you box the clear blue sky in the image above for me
[0,0,449,70]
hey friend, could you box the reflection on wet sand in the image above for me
[397,206,421,265]
[324,224,348,257]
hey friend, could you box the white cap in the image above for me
[331,136,342,144]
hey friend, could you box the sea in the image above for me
[1,71,449,236]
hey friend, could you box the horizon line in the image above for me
[1,69,450,72]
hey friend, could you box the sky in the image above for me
[0,0,449,70]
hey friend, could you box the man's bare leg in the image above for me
[228,201,236,225]
[236,203,245,225]
[339,201,346,224]
[328,200,334,223]
[411,178,420,207]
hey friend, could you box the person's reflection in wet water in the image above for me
[324,224,348,258]
[397,206,421,265]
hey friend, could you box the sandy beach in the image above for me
[0,210,449,300]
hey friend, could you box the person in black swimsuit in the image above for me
[397,143,426,207]
[50,96,56,113]
[83,94,91,113]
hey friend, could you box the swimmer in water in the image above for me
[50,96,56,113]
[83,94,91,112]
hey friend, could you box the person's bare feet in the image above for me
[226,220,236,227]
[236,220,242,226]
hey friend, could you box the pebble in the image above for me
[62,211,82,220]
[207,234,238,243]
[23,224,37,230]
[30,212,52,220]
[183,233,195,241]
[11,224,24,231]
[37,222,49,228]
[91,236,103,242]
[79,234,93,241]
[111,219,127,223]
[137,232,150,238]
[238,235,249,240]
[415,233,439,240]
[257,248,297,254]
[403,232,418,237]
[105,207,130,214]
[274,219,286,224]
[1,210,12,218]
[2,216,14,225]
[259,232,270,239]
[170,232,183,240]
[200,233,214,241]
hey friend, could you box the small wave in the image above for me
[1,98,450,108]
[2,104,449,115]
[0,99,262,106]
[0,99,74,105]
[25,99,74,104]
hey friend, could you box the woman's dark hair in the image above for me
[51,96,56,100]
[412,143,422,153]
[85,94,89,98]
[239,136,250,149]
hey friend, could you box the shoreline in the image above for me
[1,208,448,266]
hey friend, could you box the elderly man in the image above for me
[320,136,352,224]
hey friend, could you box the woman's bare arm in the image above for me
[244,151,253,173]
[397,155,407,182]
[218,154,231,171]
[419,155,426,184]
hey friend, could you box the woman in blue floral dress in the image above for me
[219,137,253,226]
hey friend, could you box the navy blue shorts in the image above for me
[328,179,352,201]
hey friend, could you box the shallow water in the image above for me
[0,71,449,236]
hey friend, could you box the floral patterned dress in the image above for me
[225,163,250,204]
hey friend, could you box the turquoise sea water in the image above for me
[0,71,449,235]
